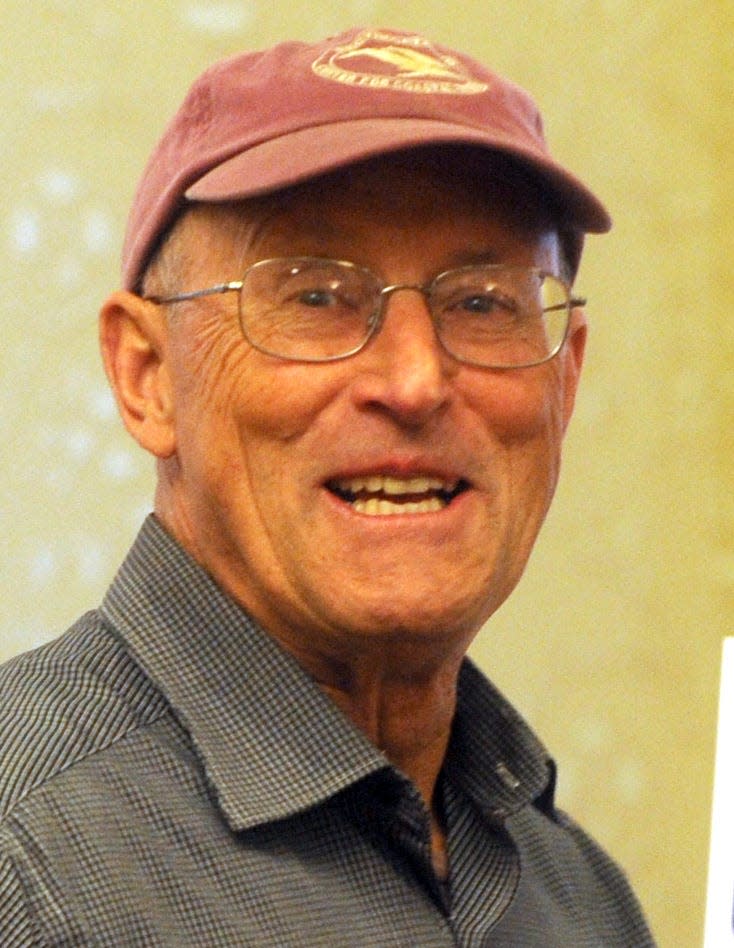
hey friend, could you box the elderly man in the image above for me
[0,27,654,946]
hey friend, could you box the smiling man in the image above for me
[0,28,654,947]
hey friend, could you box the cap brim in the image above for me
[186,117,611,233]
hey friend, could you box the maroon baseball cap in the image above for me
[122,27,611,290]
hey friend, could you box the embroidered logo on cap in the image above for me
[312,29,489,95]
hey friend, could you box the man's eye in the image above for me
[461,294,498,313]
[455,292,516,314]
[297,288,337,307]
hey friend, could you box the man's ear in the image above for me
[99,291,176,459]
[560,306,587,433]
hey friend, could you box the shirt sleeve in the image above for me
[0,848,42,948]
[552,808,656,945]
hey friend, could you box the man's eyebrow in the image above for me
[442,250,504,269]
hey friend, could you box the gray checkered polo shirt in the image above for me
[0,516,654,946]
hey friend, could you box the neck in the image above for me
[314,652,462,876]
[324,666,457,771]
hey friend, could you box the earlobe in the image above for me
[560,307,587,432]
[99,291,176,458]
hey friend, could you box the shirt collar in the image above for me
[101,516,553,832]
[101,516,387,831]
[449,661,554,820]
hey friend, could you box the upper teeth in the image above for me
[335,475,454,496]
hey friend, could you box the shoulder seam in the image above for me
[0,703,174,826]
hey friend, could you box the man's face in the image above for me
[150,153,585,667]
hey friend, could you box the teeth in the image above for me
[383,476,445,496]
[331,474,460,516]
[353,497,444,516]
[335,475,454,496]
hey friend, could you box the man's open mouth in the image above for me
[327,475,469,516]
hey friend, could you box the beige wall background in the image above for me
[1,3,730,945]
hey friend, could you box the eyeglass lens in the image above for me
[237,258,570,367]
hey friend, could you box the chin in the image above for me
[339,597,487,648]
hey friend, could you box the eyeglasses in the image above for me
[147,257,584,369]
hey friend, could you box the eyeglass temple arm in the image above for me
[544,297,587,313]
[147,282,244,304]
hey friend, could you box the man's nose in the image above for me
[350,287,455,425]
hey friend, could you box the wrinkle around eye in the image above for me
[171,308,251,403]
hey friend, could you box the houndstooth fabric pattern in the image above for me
[0,516,655,946]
